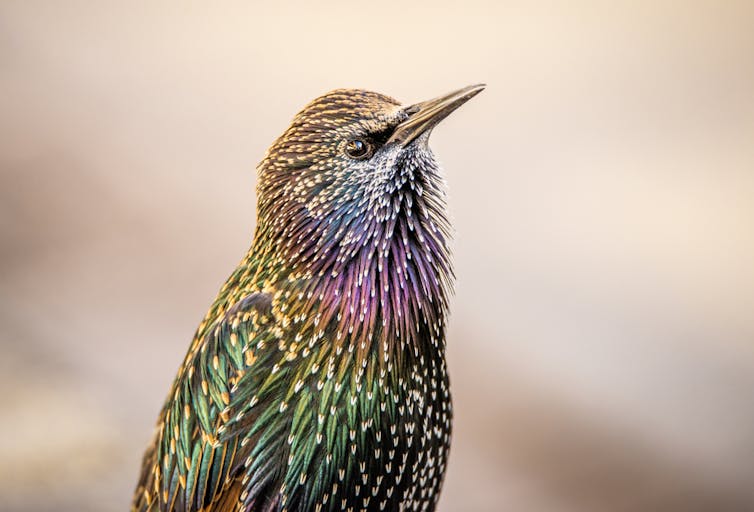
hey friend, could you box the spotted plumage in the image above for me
[132,85,484,512]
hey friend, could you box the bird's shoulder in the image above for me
[134,289,291,511]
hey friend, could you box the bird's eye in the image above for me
[344,139,372,159]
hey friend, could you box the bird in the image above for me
[132,84,485,512]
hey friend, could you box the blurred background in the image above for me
[2,1,754,510]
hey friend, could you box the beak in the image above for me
[387,83,485,146]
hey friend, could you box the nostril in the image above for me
[403,105,421,116]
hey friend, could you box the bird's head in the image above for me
[254,85,484,276]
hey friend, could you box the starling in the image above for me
[132,84,485,512]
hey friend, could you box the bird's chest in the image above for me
[295,348,452,512]
[268,276,452,511]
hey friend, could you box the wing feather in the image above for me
[132,291,288,512]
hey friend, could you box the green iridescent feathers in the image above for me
[134,281,440,511]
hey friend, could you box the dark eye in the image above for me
[344,139,372,159]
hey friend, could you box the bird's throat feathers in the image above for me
[240,150,454,366]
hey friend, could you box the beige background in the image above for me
[2,1,754,511]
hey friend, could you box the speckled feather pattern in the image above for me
[133,90,456,512]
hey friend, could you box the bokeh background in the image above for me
[2,1,754,511]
